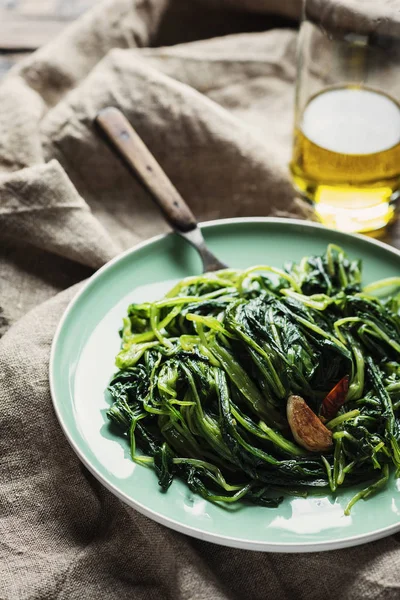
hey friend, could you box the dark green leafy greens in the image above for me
[107,244,400,513]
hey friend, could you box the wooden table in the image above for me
[368,218,400,251]
[0,0,96,75]
[1,0,399,250]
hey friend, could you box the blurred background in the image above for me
[0,0,298,77]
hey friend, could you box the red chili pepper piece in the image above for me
[320,375,349,421]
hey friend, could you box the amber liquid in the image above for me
[290,87,400,233]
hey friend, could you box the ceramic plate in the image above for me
[50,218,400,552]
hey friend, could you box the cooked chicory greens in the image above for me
[107,245,400,513]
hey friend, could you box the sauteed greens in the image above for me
[107,245,400,513]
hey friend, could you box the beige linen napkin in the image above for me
[1,1,400,599]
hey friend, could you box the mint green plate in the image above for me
[50,218,400,552]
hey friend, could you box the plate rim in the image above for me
[49,216,400,552]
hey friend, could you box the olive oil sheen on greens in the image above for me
[290,87,400,233]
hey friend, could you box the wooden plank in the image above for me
[9,0,95,19]
[0,0,96,50]
[0,13,70,49]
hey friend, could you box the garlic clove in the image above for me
[287,394,333,453]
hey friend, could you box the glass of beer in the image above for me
[290,0,400,233]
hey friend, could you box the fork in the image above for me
[95,107,227,273]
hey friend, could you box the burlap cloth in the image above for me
[1,1,400,598]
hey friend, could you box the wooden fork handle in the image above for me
[95,107,197,233]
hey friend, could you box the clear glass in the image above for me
[290,0,400,233]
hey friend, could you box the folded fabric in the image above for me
[1,1,399,599]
